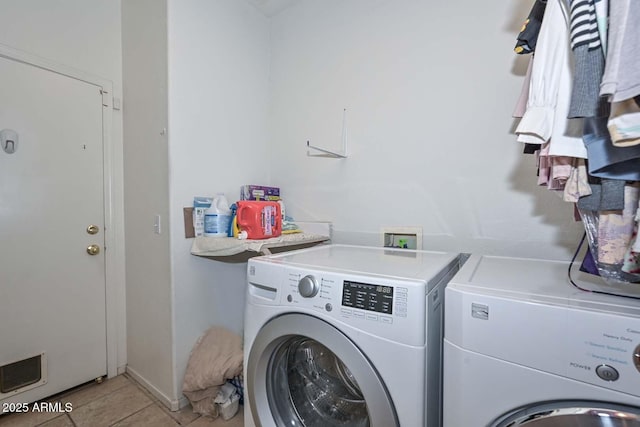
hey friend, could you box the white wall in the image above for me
[167,0,270,402]
[268,0,584,260]
[122,0,176,407]
[121,0,270,407]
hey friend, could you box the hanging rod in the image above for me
[306,109,348,158]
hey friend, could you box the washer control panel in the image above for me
[282,266,429,347]
[341,280,394,314]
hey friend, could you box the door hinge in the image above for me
[100,89,111,108]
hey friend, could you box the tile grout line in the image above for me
[53,377,130,410]
[105,402,155,427]
[72,376,157,427]
[31,412,75,427]
[121,374,196,425]
[67,376,147,426]
[68,412,78,427]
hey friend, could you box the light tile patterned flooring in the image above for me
[0,374,243,427]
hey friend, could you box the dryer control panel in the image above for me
[565,312,640,396]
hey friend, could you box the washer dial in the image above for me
[298,275,320,298]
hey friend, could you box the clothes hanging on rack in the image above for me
[583,115,640,179]
[513,57,542,154]
[562,158,591,203]
[512,0,640,288]
[568,0,604,118]
[607,96,640,146]
[600,1,640,148]
[514,0,548,54]
[537,143,575,190]
[593,0,608,52]
[600,0,640,102]
[515,0,587,158]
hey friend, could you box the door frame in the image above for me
[0,43,126,379]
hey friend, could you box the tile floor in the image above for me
[0,374,244,427]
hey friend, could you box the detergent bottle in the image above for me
[204,193,231,237]
[236,201,282,239]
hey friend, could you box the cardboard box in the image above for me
[241,185,280,201]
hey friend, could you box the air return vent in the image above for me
[0,353,46,394]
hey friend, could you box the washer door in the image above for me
[246,313,398,427]
[492,401,640,426]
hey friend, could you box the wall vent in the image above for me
[0,353,46,395]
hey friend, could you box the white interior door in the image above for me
[0,54,107,403]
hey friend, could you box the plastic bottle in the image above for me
[277,199,286,225]
[192,196,213,237]
[236,200,282,239]
[227,203,238,237]
[204,193,232,237]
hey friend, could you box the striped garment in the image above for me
[570,0,601,50]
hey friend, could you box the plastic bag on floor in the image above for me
[214,382,240,420]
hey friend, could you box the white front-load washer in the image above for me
[443,254,640,426]
[244,244,463,427]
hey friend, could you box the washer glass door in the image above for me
[269,336,368,426]
[246,313,398,427]
[492,401,640,426]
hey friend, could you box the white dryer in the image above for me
[443,254,640,426]
[244,244,463,427]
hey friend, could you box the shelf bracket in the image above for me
[306,109,348,158]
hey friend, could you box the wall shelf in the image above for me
[306,108,348,158]
[190,233,330,263]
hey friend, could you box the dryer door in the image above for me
[492,401,640,426]
[246,313,398,427]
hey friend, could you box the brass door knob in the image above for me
[87,225,99,235]
[87,245,100,256]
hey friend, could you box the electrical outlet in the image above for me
[381,226,422,250]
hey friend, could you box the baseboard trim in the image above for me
[125,366,180,411]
